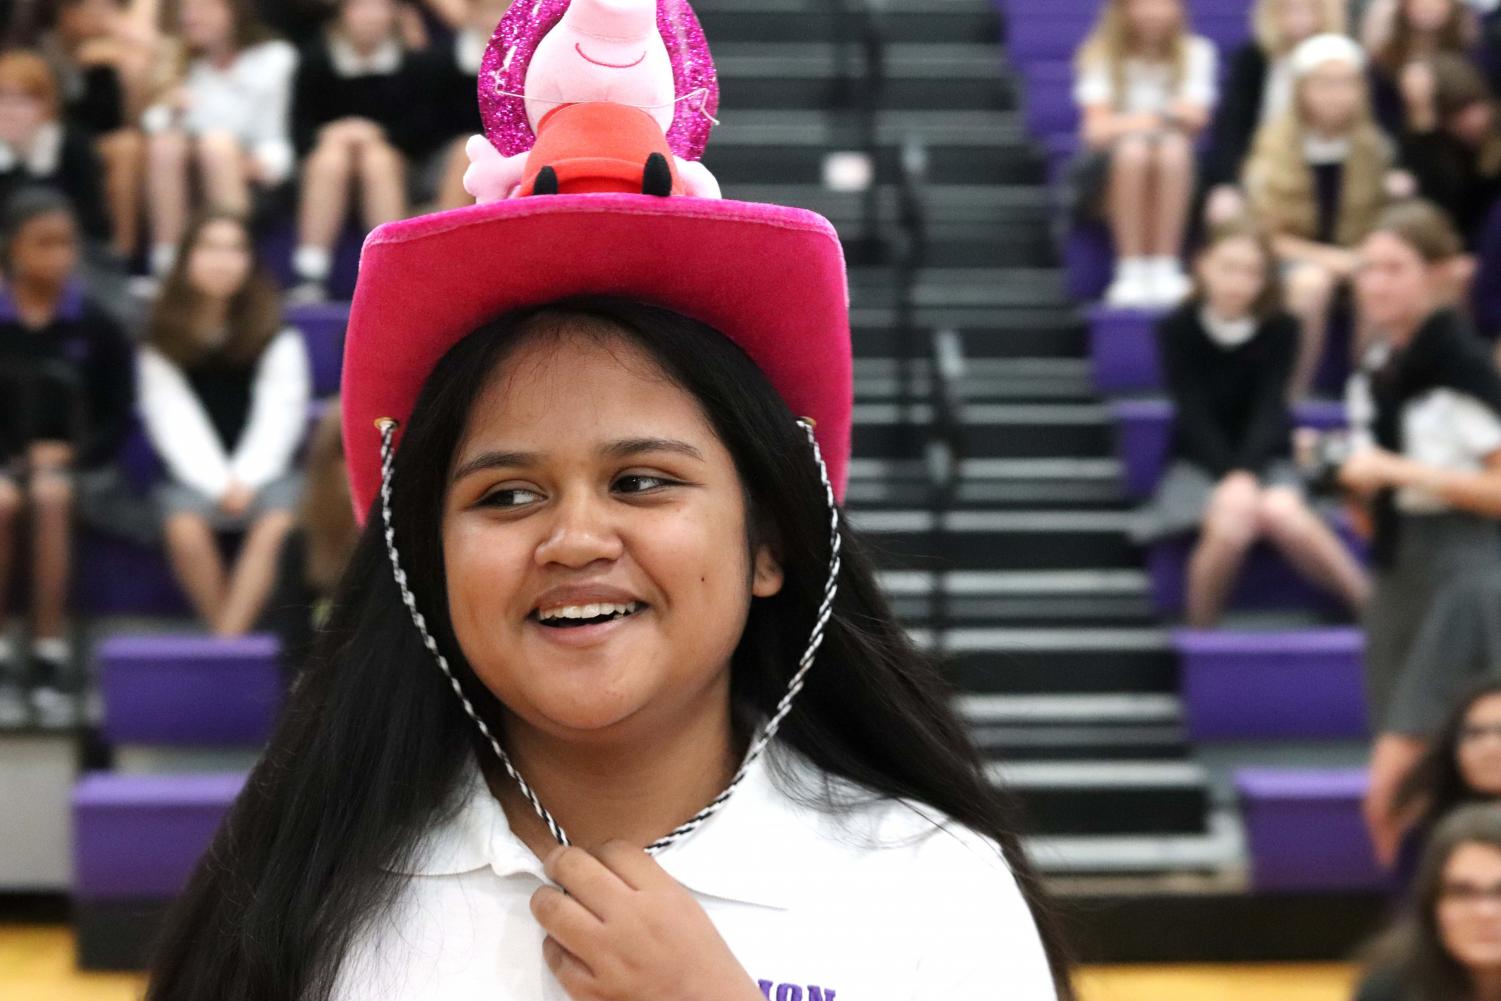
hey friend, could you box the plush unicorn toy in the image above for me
[463,0,722,201]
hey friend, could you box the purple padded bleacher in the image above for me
[1019,60,1079,138]
[1175,628,1367,741]
[1145,518,1366,615]
[1236,768,1385,892]
[1088,304,1163,392]
[99,634,283,747]
[1064,223,1114,303]
[1113,397,1346,499]
[285,301,350,396]
[73,771,243,901]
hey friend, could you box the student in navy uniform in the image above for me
[0,188,133,725]
[1134,217,1368,626]
[288,0,441,300]
[141,11,1071,992]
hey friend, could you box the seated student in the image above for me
[1336,201,1501,867]
[1204,0,1348,225]
[1069,0,1218,309]
[1244,33,1399,398]
[1367,0,1494,134]
[1354,803,1501,1001]
[137,211,310,636]
[289,0,438,300]
[428,0,508,212]
[141,0,296,277]
[0,188,133,726]
[263,402,357,684]
[1386,680,1501,893]
[1398,53,1501,251]
[0,50,111,246]
[37,0,146,260]
[1133,218,1369,625]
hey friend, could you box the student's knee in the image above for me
[1153,132,1194,173]
[164,511,211,543]
[28,473,73,515]
[149,129,189,168]
[1110,136,1152,174]
[196,131,243,169]
[1256,486,1307,535]
[358,139,405,177]
[0,479,21,525]
[306,137,354,180]
[1202,478,1259,546]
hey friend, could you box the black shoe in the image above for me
[28,651,77,729]
[0,652,24,728]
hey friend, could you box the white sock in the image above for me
[294,246,332,284]
[150,243,177,277]
[1115,256,1148,282]
[33,637,69,662]
[1150,255,1185,279]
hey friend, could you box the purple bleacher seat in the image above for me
[286,301,350,396]
[1236,768,1385,892]
[1114,397,1347,499]
[1175,628,1368,741]
[1473,199,1501,340]
[1145,521,1366,616]
[1088,304,1164,393]
[1007,15,1091,66]
[72,772,243,900]
[78,533,188,617]
[1019,61,1078,138]
[1063,223,1113,303]
[99,633,283,747]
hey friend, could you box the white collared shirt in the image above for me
[332,740,1057,1000]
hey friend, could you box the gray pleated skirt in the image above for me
[1130,459,1305,545]
[1366,511,1501,736]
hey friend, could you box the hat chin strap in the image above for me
[375,417,842,854]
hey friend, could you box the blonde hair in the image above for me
[1252,0,1348,55]
[1074,0,1189,109]
[1243,66,1391,247]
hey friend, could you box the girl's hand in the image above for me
[1338,447,1404,496]
[532,841,765,1001]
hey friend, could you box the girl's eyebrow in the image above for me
[450,438,705,483]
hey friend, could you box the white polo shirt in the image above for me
[332,740,1058,1000]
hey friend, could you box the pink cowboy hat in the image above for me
[341,193,852,522]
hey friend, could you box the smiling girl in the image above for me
[141,141,1068,1001]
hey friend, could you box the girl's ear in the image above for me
[751,543,784,598]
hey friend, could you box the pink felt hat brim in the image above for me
[341,194,852,523]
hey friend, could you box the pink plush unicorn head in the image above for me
[478,0,718,159]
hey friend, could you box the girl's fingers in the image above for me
[543,844,634,920]
[591,838,671,891]
[530,884,603,959]
[541,934,596,995]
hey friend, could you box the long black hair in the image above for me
[145,297,1075,1000]
[1397,678,1501,839]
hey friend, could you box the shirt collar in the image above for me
[328,32,402,77]
[0,121,63,176]
[388,740,851,911]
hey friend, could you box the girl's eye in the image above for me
[480,487,543,508]
[614,474,675,494]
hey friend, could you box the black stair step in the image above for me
[849,457,1128,512]
[853,402,1113,458]
[849,509,1137,571]
[714,44,1012,110]
[961,692,1187,761]
[851,308,1084,359]
[929,627,1178,693]
[995,760,1212,836]
[853,357,1093,403]
[695,0,999,45]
